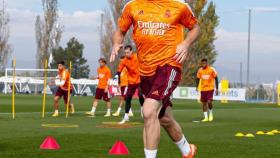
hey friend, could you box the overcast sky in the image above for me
[2,0,280,84]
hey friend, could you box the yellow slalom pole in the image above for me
[12,58,16,120]
[42,59,48,118]
[66,61,72,118]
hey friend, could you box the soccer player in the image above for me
[110,1,200,158]
[52,61,75,117]
[115,45,144,124]
[196,59,219,122]
[86,58,112,117]
[112,56,134,117]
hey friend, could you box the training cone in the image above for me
[235,132,245,137]
[109,141,129,155]
[256,131,265,135]
[271,129,279,134]
[266,132,275,136]
[40,136,60,150]
[245,133,255,138]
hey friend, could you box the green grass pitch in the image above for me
[0,94,280,158]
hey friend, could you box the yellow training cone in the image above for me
[256,131,265,135]
[266,132,275,136]
[235,133,245,137]
[245,133,255,138]
[271,130,279,134]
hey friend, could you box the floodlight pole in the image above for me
[240,62,243,88]
[246,9,251,89]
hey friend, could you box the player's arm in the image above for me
[174,5,200,63]
[110,4,133,62]
[105,69,112,92]
[196,69,201,91]
[55,72,66,86]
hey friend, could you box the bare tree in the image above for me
[35,0,63,69]
[101,0,133,74]
[0,0,12,71]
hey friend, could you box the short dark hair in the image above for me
[120,56,125,59]
[201,58,208,62]
[57,61,65,65]
[99,58,107,64]
[124,45,133,51]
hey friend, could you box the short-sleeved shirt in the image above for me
[97,66,111,89]
[120,67,129,87]
[58,69,73,91]
[118,53,141,84]
[118,0,197,76]
[197,66,218,92]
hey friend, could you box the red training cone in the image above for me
[40,136,61,150]
[109,140,129,155]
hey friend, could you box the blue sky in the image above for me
[3,0,280,83]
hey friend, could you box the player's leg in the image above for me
[86,88,102,116]
[113,86,127,116]
[201,91,209,122]
[159,104,196,158]
[63,89,75,114]
[207,90,214,122]
[143,98,162,158]
[104,91,111,117]
[119,84,137,124]
[52,87,63,117]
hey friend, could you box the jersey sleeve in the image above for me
[107,68,112,79]
[179,4,198,30]
[61,71,67,80]
[118,60,126,73]
[118,3,133,33]
[211,67,218,78]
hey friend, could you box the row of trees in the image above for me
[1,0,218,84]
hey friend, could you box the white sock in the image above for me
[204,112,208,118]
[117,107,122,113]
[91,107,96,113]
[129,108,133,113]
[175,135,190,156]
[124,113,129,120]
[144,149,157,158]
[209,109,213,115]
[55,110,58,113]
[107,109,111,113]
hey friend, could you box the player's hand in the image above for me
[174,41,190,64]
[110,43,123,62]
[104,87,109,93]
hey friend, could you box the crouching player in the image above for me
[52,61,75,117]
[86,58,112,117]
[196,59,219,122]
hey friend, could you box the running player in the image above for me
[110,1,200,158]
[52,61,75,117]
[86,58,112,117]
[115,45,144,124]
[196,59,219,122]
[112,56,134,117]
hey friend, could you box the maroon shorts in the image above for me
[126,84,140,97]
[120,86,128,97]
[141,65,181,118]
[55,87,73,104]
[200,90,214,102]
[95,88,110,101]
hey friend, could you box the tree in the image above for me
[0,0,12,71]
[35,0,63,69]
[50,37,90,79]
[101,0,132,74]
[182,0,219,86]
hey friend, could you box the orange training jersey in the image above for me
[118,0,197,76]
[120,67,129,87]
[58,69,73,91]
[197,66,218,92]
[118,53,140,84]
[97,66,111,89]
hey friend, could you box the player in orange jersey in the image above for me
[110,1,200,158]
[115,45,144,124]
[196,58,219,122]
[86,58,112,117]
[52,61,75,117]
[112,56,134,117]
